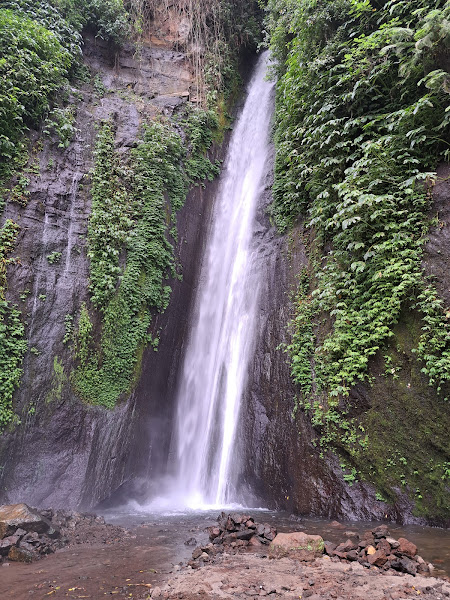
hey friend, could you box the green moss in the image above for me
[46,356,68,403]
[346,314,450,521]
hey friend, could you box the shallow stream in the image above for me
[103,508,450,578]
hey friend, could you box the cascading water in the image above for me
[169,52,274,509]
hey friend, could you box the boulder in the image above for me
[7,546,35,563]
[367,549,388,567]
[248,536,264,548]
[372,525,389,539]
[324,541,337,555]
[235,529,255,541]
[0,504,55,539]
[346,550,358,561]
[396,537,417,558]
[207,527,221,541]
[390,557,417,575]
[377,539,391,555]
[335,539,358,553]
[0,536,19,556]
[271,532,324,556]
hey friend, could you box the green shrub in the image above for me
[0,9,72,167]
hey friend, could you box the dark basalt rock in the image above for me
[325,524,432,576]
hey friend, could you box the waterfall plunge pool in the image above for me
[102,507,450,578]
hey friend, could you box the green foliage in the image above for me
[47,251,62,264]
[0,0,83,55]
[44,106,76,148]
[266,0,450,397]
[0,8,72,170]
[0,220,27,430]
[179,106,221,185]
[74,105,223,407]
[53,0,130,45]
[282,268,314,395]
[63,313,74,344]
[87,122,132,310]
[46,355,67,403]
[73,121,186,407]
[0,0,131,178]
[265,0,450,512]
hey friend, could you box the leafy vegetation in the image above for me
[72,120,187,406]
[264,0,450,516]
[0,220,27,430]
[0,8,72,173]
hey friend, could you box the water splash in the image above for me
[169,53,274,509]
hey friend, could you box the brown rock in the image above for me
[324,541,337,555]
[366,545,376,555]
[377,539,391,555]
[0,504,53,539]
[192,547,203,560]
[7,546,35,563]
[271,532,324,556]
[396,538,417,558]
[208,527,221,540]
[248,536,264,548]
[368,549,388,567]
[223,532,237,545]
[335,539,358,553]
[225,517,235,531]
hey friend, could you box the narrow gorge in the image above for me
[0,0,449,532]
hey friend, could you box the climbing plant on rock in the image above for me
[0,220,27,430]
[264,0,450,517]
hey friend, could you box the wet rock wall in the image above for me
[0,30,212,508]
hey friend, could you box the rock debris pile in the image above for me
[324,524,433,576]
[188,515,435,580]
[188,512,277,567]
[0,503,128,563]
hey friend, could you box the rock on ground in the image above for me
[155,552,450,600]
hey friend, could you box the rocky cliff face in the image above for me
[0,23,211,508]
[239,160,450,526]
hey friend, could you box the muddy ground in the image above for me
[1,525,450,600]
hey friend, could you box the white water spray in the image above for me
[169,53,273,509]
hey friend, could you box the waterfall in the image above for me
[169,52,273,509]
